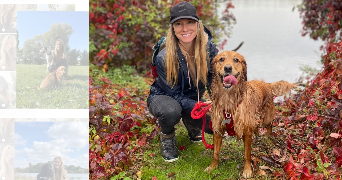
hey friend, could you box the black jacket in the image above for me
[147,26,218,115]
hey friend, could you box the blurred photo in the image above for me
[0,34,17,71]
[0,4,17,33]
[16,11,88,109]
[0,73,15,109]
[0,145,14,180]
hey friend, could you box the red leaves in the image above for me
[333,147,342,167]
[274,40,342,178]
[178,145,185,151]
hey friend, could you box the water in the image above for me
[219,0,324,83]
[17,173,88,180]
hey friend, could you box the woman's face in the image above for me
[54,158,62,169]
[173,18,198,44]
[55,41,62,51]
[4,37,16,59]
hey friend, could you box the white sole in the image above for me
[164,157,179,162]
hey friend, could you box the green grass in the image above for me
[141,123,246,180]
[16,64,88,109]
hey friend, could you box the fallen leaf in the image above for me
[152,177,157,180]
[167,173,176,178]
[179,145,185,151]
[149,153,155,157]
[136,171,142,178]
[259,169,267,176]
[330,133,341,139]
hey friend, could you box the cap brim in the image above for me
[171,16,199,24]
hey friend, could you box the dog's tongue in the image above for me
[224,75,238,86]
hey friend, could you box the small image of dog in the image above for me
[40,47,55,73]
[206,51,296,178]
[40,66,66,90]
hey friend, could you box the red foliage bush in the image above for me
[273,41,342,179]
[89,74,157,179]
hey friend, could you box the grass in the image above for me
[16,64,88,109]
[141,122,247,180]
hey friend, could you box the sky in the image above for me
[17,11,89,52]
[14,122,88,169]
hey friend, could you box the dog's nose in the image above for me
[224,65,232,73]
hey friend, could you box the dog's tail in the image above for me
[268,80,298,96]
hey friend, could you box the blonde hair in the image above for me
[165,20,209,87]
[1,35,16,67]
[54,39,66,65]
[52,156,67,180]
[0,5,17,26]
[0,75,11,105]
[0,146,14,176]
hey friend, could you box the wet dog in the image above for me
[206,51,296,178]
[40,66,66,90]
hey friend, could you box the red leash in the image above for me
[191,102,214,149]
[191,102,237,149]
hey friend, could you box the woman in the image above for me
[0,35,17,71]
[0,4,17,33]
[147,1,218,162]
[0,146,14,180]
[0,75,13,109]
[52,156,68,180]
[47,39,68,79]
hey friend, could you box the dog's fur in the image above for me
[206,51,296,178]
[40,66,66,90]
[40,47,55,73]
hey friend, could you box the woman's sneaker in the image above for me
[189,131,202,143]
[160,130,178,162]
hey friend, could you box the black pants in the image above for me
[148,95,213,136]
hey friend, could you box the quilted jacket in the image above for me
[147,25,218,115]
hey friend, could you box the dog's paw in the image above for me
[242,169,253,178]
[204,166,213,174]
[204,164,217,174]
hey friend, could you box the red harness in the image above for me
[191,102,236,149]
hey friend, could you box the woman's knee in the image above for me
[148,95,182,127]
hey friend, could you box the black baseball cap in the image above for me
[170,1,199,24]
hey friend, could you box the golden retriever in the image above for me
[40,66,66,90]
[205,51,296,178]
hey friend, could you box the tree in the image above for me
[68,48,80,65]
[80,50,89,66]
[19,23,73,64]
[298,0,342,49]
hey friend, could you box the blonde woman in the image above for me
[52,156,68,180]
[47,39,68,78]
[0,75,13,108]
[0,4,17,33]
[0,35,17,71]
[0,146,14,180]
[147,1,218,162]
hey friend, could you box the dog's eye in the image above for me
[219,57,225,62]
[233,58,239,63]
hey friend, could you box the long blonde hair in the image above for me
[52,156,67,180]
[0,145,14,177]
[1,35,16,67]
[0,75,11,105]
[165,21,209,87]
[53,39,66,65]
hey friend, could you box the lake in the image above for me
[17,173,88,180]
[218,0,323,83]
